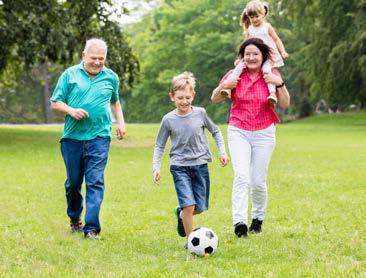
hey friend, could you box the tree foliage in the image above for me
[126,0,366,123]
[0,0,139,123]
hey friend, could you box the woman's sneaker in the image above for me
[175,207,186,237]
[234,222,248,237]
[249,219,263,234]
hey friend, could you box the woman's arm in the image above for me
[263,72,290,109]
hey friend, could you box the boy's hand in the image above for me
[281,51,289,59]
[219,155,229,167]
[152,170,161,185]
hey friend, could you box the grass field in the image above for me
[0,111,365,277]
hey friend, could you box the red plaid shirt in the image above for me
[221,68,280,131]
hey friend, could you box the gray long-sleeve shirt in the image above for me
[153,106,227,171]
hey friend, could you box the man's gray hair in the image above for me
[84,38,108,53]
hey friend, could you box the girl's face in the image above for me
[170,87,194,115]
[244,44,263,72]
[249,12,265,27]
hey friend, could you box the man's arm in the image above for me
[111,100,126,140]
[50,101,89,120]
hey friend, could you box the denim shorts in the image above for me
[170,164,210,213]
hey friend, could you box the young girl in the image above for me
[221,0,288,104]
[152,72,229,248]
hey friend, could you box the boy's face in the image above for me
[169,87,194,115]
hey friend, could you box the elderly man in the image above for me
[50,38,125,240]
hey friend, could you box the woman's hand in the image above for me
[263,72,283,86]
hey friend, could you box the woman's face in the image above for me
[243,44,263,71]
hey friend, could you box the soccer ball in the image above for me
[187,227,218,256]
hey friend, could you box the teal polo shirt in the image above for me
[51,62,119,140]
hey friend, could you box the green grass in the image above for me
[0,111,365,277]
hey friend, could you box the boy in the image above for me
[152,72,229,248]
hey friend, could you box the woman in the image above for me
[211,38,290,237]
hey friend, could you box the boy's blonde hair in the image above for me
[240,0,269,31]
[169,71,196,95]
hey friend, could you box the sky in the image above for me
[110,0,158,26]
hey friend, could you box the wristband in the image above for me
[276,82,285,88]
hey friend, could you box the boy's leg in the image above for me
[170,165,196,237]
[182,205,195,238]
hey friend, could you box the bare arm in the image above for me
[111,100,126,140]
[50,101,89,120]
[263,73,290,109]
[268,24,288,59]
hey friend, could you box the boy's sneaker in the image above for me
[175,207,186,237]
[267,93,278,104]
[220,89,231,99]
[249,218,263,234]
[234,222,248,237]
[70,219,83,233]
[85,230,101,240]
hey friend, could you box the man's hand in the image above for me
[152,170,161,185]
[116,124,126,140]
[219,155,229,167]
[68,108,89,120]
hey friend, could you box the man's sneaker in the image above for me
[84,230,101,240]
[70,219,83,233]
[249,218,263,234]
[175,207,186,237]
[234,222,248,237]
[220,89,231,99]
[267,93,278,104]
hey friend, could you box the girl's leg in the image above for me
[220,59,246,98]
[182,205,195,238]
[262,61,277,104]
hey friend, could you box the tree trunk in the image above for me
[40,62,53,123]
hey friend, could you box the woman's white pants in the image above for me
[227,124,276,226]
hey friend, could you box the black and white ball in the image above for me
[187,227,218,256]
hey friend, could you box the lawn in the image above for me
[0,111,365,277]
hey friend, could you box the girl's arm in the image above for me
[268,24,288,59]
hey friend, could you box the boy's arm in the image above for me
[152,118,170,183]
[268,24,288,59]
[201,109,227,157]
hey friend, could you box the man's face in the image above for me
[82,46,106,76]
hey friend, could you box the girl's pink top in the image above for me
[221,68,280,131]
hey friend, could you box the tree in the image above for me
[0,0,139,123]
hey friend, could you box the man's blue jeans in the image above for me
[60,136,110,234]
